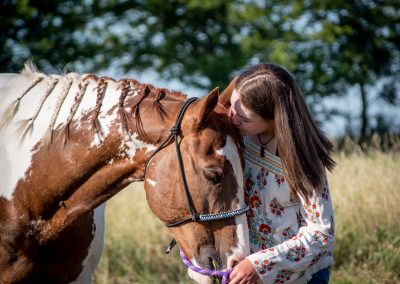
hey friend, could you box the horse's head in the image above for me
[144,88,250,283]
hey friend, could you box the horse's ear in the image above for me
[191,87,219,131]
[218,76,238,108]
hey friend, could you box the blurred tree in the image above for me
[285,1,400,143]
[0,0,245,89]
[1,0,399,139]
[1,0,92,72]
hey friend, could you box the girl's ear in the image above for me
[190,87,219,131]
[219,76,238,108]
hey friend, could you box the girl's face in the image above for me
[229,89,274,135]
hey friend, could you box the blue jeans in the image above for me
[307,267,330,284]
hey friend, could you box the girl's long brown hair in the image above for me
[236,63,335,199]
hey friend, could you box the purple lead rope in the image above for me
[179,249,232,284]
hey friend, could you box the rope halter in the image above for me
[179,249,233,284]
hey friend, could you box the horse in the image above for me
[0,63,250,283]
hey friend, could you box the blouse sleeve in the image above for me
[246,178,335,283]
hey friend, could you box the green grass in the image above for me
[94,151,400,284]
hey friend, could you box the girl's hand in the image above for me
[228,258,260,284]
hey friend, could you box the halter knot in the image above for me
[170,126,180,135]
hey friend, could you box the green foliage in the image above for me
[1,0,399,136]
[285,1,400,140]
[1,0,245,89]
[1,0,90,72]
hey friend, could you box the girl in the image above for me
[226,63,335,284]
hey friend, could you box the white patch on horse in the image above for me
[72,204,106,284]
[88,87,141,148]
[227,215,250,268]
[215,136,250,267]
[0,73,55,199]
[129,88,141,99]
[1,73,91,199]
[124,177,136,183]
[146,179,156,187]
[117,132,157,159]
[187,258,210,284]
[89,133,102,148]
[215,136,245,207]
[0,73,125,199]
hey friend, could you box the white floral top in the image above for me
[242,137,335,283]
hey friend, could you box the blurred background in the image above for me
[2,0,400,143]
[2,0,399,283]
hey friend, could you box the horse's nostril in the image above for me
[208,258,220,284]
[200,246,221,269]
[209,257,219,270]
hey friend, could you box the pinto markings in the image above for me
[216,136,250,267]
[146,179,157,187]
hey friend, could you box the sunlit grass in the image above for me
[94,151,400,283]
[93,183,191,284]
[328,151,400,284]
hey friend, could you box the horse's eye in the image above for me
[203,169,224,185]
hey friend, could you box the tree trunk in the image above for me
[358,83,368,145]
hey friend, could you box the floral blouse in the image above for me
[242,137,335,283]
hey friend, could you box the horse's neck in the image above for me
[0,72,184,201]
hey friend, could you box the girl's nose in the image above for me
[228,107,240,126]
[230,113,241,127]
[228,106,234,118]
[228,107,241,126]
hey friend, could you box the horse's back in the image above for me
[0,73,19,88]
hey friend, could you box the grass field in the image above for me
[94,151,400,284]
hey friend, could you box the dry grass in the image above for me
[328,151,400,284]
[329,152,399,233]
[94,151,400,284]
[94,183,191,284]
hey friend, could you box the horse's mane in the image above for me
[0,62,191,145]
[21,61,40,75]
[5,63,237,152]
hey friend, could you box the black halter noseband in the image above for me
[144,97,249,228]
